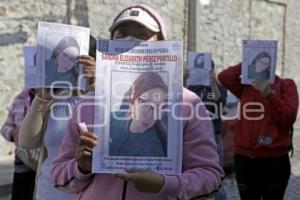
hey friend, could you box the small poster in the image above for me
[36,21,90,89]
[23,46,37,89]
[186,52,212,86]
[242,40,277,85]
[92,39,183,174]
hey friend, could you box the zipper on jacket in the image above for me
[121,180,128,200]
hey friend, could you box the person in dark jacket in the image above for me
[188,61,228,200]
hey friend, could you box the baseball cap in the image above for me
[109,4,166,40]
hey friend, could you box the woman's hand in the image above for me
[36,88,52,100]
[78,55,96,77]
[75,131,98,174]
[77,55,96,88]
[252,79,273,96]
[114,168,164,193]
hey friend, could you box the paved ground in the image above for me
[0,155,13,200]
[223,129,300,200]
[0,133,299,200]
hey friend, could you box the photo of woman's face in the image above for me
[255,57,270,72]
[196,55,204,64]
[194,54,204,69]
[56,46,79,73]
[131,87,166,131]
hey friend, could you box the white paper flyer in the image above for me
[36,21,90,89]
[92,39,183,174]
[187,51,212,86]
[24,46,37,89]
[242,40,277,85]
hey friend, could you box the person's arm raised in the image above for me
[51,114,96,193]
[218,63,244,98]
[18,88,53,149]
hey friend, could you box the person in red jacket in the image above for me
[218,63,299,200]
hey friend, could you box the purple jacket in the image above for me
[1,89,31,143]
[50,88,224,200]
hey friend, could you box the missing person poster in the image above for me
[36,21,90,89]
[24,46,37,89]
[186,51,212,86]
[241,40,277,85]
[92,39,183,174]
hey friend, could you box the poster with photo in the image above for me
[242,40,277,85]
[24,46,37,89]
[92,39,183,174]
[186,52,212,86]
[36,21,90,89]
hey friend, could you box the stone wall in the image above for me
[191,0,300,128]
[0,0,185,155]
[193,0,286,72]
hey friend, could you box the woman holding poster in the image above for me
[110,72,168,157]
[219,61,298,200]
[51,3,223,200]
[18,33,96,200]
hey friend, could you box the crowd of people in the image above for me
[1,3,298,200]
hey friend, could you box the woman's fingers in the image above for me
[79,132,98,147]
[125,168,147,173]
[36,88,52,100]
[78,58,95,66]
[75,145,93,174]
[79,55,94,60]
[77,145,93,154]
[114,172,137,182]
[81,132,98,140]
[76,146,93,158]
[77,55,96,77]
[77,55,95,65]
[83,66,95,75]
[114,169,164,193]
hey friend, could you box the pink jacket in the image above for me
[51,88,224,200]
[1,90,31,143]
